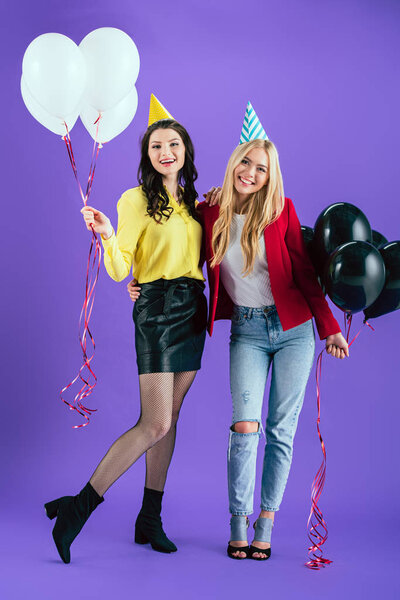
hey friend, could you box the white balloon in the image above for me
[79,28,140,112]
[21,75,79,135]
[80,87,138,143]
[22,33,87,119]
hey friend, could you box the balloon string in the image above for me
[60,117,103,428]
[82,117,103,206]
[305,314,375,569]
[345,314,375,348]
[363,319,375,332]
[63,118,102,206]
[305,349,332,570]
[344,313,352,342]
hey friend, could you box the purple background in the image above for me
[1,0,399,598]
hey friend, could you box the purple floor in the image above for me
[2,482,398,600]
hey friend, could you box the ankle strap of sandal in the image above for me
[230,516,249,540]
[253,517,273,543]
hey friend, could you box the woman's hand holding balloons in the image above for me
[81,206,113,238]
[325,333,349,359]
[127,279,141,302]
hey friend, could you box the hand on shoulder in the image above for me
[203,186,222,206]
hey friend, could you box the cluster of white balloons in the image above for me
[21,28,140,143]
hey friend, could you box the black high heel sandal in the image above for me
[249,517,273,561]
[227,516,250,560]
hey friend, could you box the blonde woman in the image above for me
[199,135,348,560]
[128,111,348,561]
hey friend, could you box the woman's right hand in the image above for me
[81,206,113,239]
[127,278,141,302]
[203,186,222,206]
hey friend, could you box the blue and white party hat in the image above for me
[239,101,269,144]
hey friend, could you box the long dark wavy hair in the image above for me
[137,119,200,223]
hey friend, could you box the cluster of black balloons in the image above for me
[301,203,400,320]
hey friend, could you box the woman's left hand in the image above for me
[325,333,349,359]
[127,278,141,302]
[203,186,222,206]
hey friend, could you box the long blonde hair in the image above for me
[211,139,285,275]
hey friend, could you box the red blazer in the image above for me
[197,199,340,340]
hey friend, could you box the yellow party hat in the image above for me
[148,94,174,127]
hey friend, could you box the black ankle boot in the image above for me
[135,487,177,553]
[44,482,104,563]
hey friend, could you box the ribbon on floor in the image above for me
[305,314,374,569]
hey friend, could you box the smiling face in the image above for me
[148,128,186,177]
[233,147,269,200]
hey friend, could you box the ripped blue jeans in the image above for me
[228,305,315,515]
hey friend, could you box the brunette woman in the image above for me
[44,99,207,563]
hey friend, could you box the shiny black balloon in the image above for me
[301,225,314,249]
[372,230,388,249]
[301,225,325,292]
[323,241,386,314]
[301,225,316,266]
[364,241,400,320]
[313,203,372,275]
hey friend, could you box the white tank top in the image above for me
[220,214,275,308]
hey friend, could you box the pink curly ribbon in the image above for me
[60,118,103,428]
[305,314,374,569]
[305,348,332,570]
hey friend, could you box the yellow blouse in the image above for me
[101,185,204,283]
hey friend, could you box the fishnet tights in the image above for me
[89,371,196,497]
[145,370,197,491]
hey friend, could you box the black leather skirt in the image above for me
[132,277,207,374]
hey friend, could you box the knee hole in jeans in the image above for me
[231,421,260,434]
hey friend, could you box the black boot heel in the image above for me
[134,513,177,553]
[134,488,177,553]
[44,499,60,520]
[44,482,104,564]
[134,527,149,545]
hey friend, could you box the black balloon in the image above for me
[301,225,316,267]
[372,230,388,249]
[323,241,386,314]
[301,225,314,249]
[301,225,325,292]
[313,203,372,275]
[364,241,400,320]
